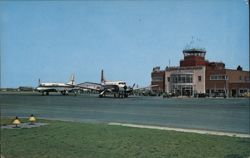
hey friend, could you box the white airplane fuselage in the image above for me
[36,82,75,95]
[101,81,127,91]
[36,83,74,90]
[97,70,134,98]
[36,75,76,95]
[69,70,134,98]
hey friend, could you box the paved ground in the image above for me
[1,93,249,134]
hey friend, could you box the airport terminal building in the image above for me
[151,48,250,97]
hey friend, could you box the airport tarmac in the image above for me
[1,93,249,134]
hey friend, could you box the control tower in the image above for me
[180,48,209,67]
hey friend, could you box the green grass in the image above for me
[1,118,250,158]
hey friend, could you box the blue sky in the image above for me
[0,0,249,88]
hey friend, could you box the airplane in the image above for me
[35,74,79,95]
[78,70,135,98]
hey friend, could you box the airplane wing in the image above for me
[76,82,102,91]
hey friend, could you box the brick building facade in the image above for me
[151,48,250,97]
[151,67,165,92]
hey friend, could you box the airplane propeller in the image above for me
[126,83,135,95]
[132,83,135,88]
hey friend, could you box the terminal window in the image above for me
[210,75,228,80]
[198,76,202,82]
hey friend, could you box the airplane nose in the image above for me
[35,87,40,91]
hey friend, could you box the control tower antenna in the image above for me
[185,36,205,51]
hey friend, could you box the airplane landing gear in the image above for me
[61,90,69,96]
[61,91,66,95]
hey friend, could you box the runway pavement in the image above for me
[1,93,249,134]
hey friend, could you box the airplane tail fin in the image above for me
[101,69,106,83]
[67,74,75,85]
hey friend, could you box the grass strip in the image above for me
[1,117,250,158]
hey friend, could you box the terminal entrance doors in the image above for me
[172,85,193,96]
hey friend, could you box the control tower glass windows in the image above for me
[183,49,206,58]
